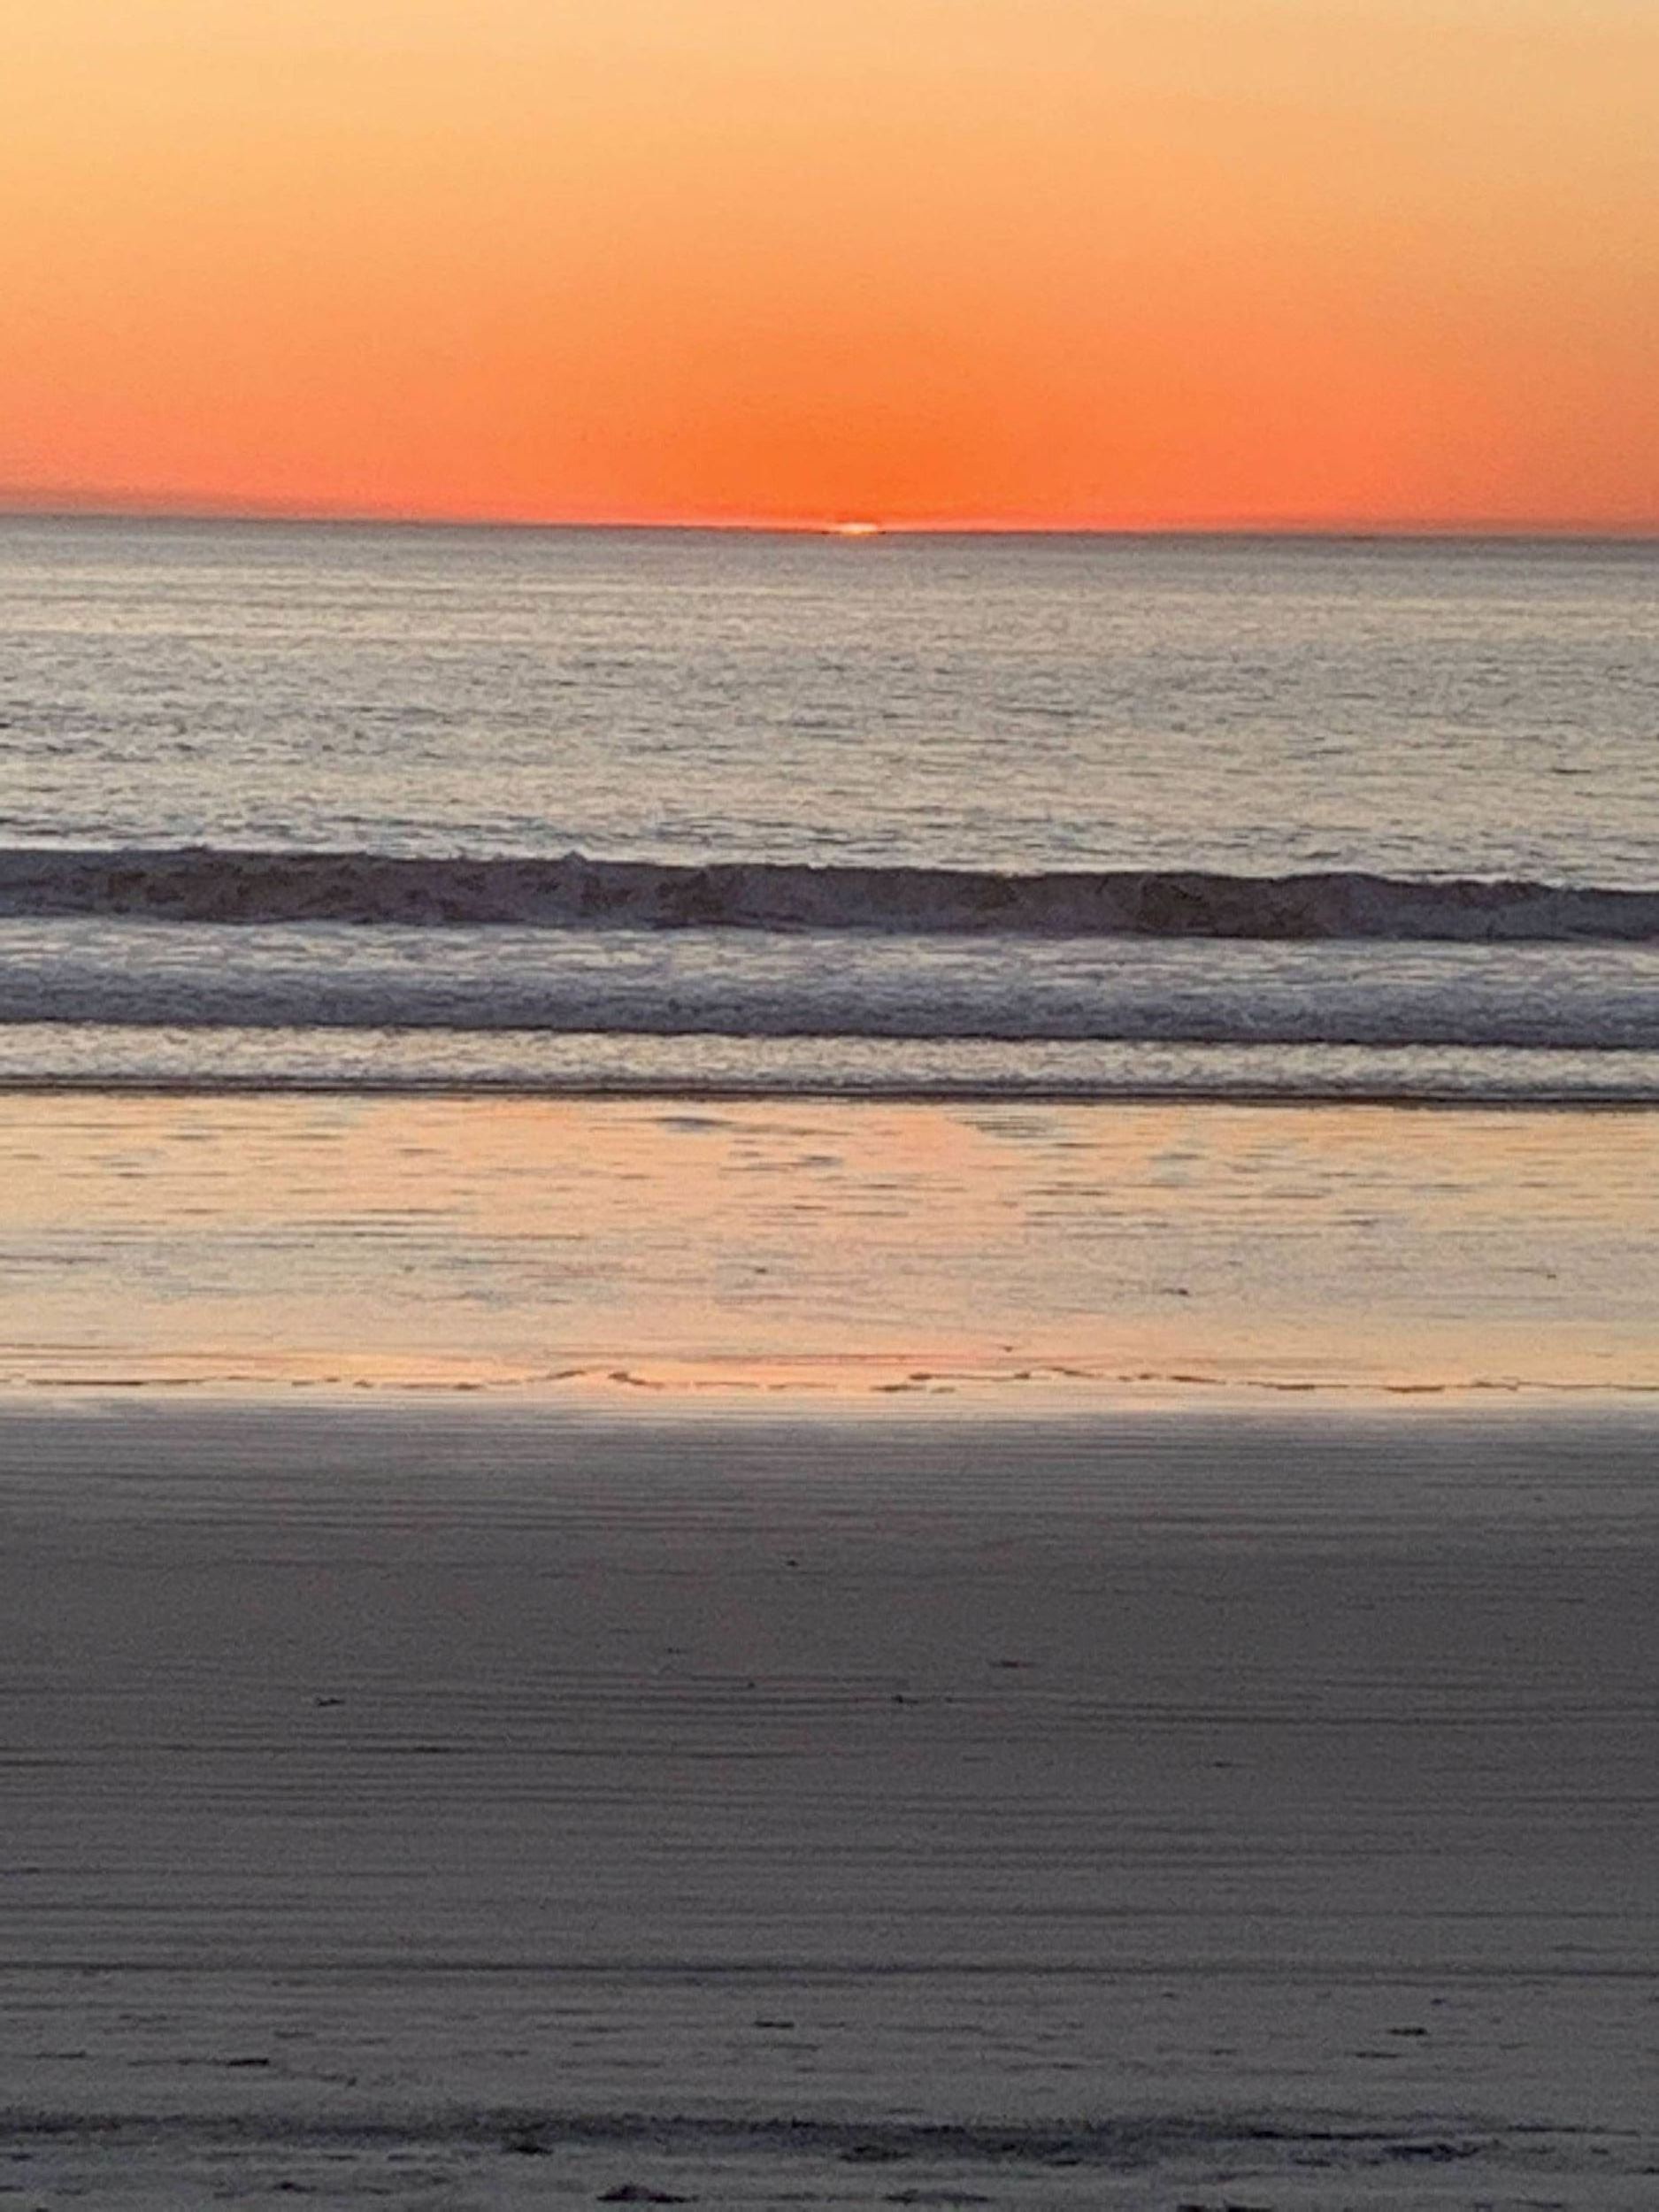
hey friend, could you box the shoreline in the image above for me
[6,1367,1659,1415]
[4,1073,1659,1109]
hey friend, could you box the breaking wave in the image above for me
[0,2102,1520,2173]
[2,847,1657,941]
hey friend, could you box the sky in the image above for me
[2,0,1654,530]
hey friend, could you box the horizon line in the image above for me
[1,492,1655,543]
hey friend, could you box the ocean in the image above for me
[3,515,1656,1100]
[3,516,1656,2208]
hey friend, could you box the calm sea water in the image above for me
[2,516,1655,1097]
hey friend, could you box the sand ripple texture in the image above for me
[2,1403,1655,2207]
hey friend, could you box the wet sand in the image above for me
[3,1093,1657,1398]
[3,1399,1655,2207]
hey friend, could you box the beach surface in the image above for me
[3,1093,1656,1399]
[2,1091,1655,2207]
[2,1398,1656,2208]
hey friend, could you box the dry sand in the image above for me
[2,1397,1655,2207]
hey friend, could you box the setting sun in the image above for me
[3,0,1655,530]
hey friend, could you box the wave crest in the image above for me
[1,847,1656,941]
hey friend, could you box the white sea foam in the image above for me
[4,918,1659,1097]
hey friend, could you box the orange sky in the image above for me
[2,0,1654,530]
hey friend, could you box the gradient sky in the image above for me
[3,0,1654,529]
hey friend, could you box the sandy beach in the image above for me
[4,1093,1656,1400]
[4,1393,1656,2208]
[2,1090,1655,2205]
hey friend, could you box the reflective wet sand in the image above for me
[2,1094,1656,1398]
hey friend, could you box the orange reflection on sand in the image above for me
[1,1095,1655,1399]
